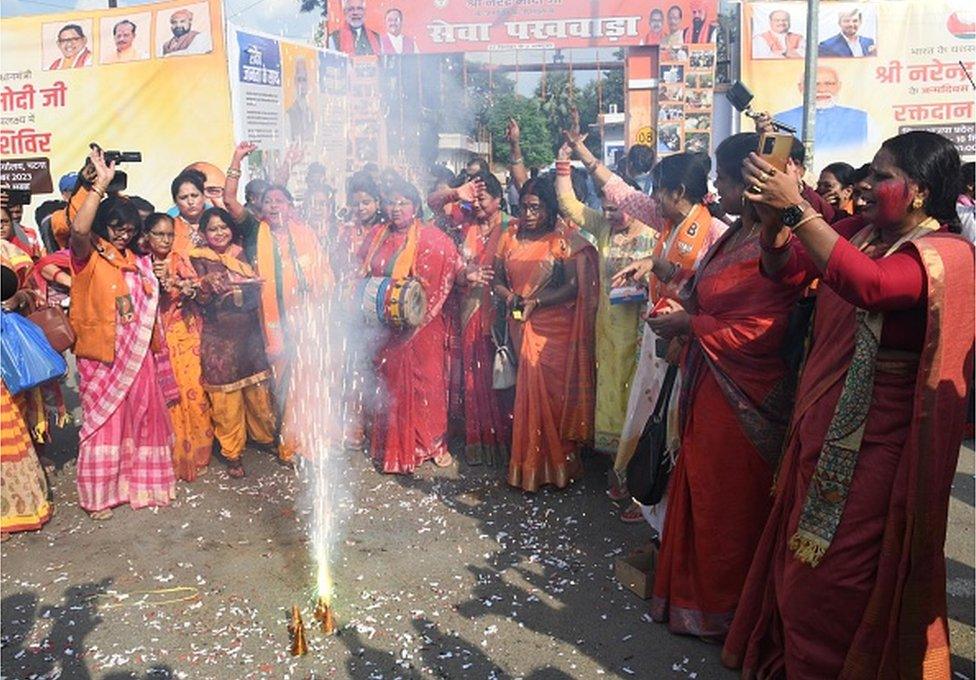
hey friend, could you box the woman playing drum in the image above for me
[358,178,462,474]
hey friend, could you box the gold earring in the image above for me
[912,195,924,210]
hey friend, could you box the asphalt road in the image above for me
[1,428,973,680]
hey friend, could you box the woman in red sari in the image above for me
[359,178,461,474]
[724,132,974,678]
[643,133,807,639]
[493,178,599,492]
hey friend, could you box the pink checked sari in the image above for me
[75,256,178,512]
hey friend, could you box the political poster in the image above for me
[325,0,721,55]
[227,25,350,201]
[741,1,976,168]
[0,0,234,209]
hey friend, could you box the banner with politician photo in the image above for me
[324,0,721,55]
[741,0,975,168]
[0,0,233,209]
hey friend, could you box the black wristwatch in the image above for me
[781,204,806,228]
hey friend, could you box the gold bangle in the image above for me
[226,168,242,179]
[789,213,823,232]
[90,185,106,199]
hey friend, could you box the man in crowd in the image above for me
[49,23,91,69]
[819,8,876,57]
[106,19,147,63]
[773,66,869,151]
[327,0,381,56]
[753,9,804,59]
[161,9,212,56]
[380,8,417,55]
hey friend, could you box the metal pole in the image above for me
[801,0,820,170]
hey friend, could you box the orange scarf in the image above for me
[650,202,711,302]
[255,219,332,358]
[361,219,421,280]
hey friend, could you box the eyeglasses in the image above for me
[384,199,412,208]
[107,224,135,235]
[520,204,543,214]
[148,231,175,240]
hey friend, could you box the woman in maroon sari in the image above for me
[430,171,515,465]
[643,133,807,639]
[359,179,462,474]
[724,132,974,678]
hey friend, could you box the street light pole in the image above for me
[801,0,820,169]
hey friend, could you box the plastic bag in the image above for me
[1,311,67,394]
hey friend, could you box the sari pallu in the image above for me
[158,253,213,482]
[254,218,333,461]
[75,256,178,512]
[651,225,805,639]
[361,220,462,474]
[501,224,599,492]
[723,231,975,679]
[1,381,51,534]
[459,213,514,466]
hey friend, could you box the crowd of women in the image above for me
[1,119,973,677]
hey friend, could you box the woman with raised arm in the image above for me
[606,152,727,525]
[553,144,656,457]
[68,148,178,520]
[223,141,332,464]
[617,133,807,640]
[493,177,599,492]
[724,131,975,678]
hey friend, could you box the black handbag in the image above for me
[626,364,679,506]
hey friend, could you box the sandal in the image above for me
[226,459,245,478]
[607,469,629,501]
[620,503,645,524]
[433,452,454,468]
[196,465,209,477]
[89,509,113,521]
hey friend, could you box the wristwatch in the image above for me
[781,204,806,228]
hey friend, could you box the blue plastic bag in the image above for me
[1,311,67,395]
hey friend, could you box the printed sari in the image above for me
[157,253,213,482]
[499,223,599,492]
[650,223,805,639]
[1,382,51,534]
[724,222,975,678]
[458,212,514,466]
[360,219,461,474]
[74,253,178,512]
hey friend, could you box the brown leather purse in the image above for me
[28,305,76,353]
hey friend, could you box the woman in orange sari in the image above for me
[224,142,332,463]
[144,213,213,482]
[493,178,599,492]
[642,133,806,639]
[359,178,461,473]
[724,132,974,678]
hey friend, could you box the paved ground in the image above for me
[1,425,973,679]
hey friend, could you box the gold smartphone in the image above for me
[757,132,793,172]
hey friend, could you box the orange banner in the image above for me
[325,0,719,55]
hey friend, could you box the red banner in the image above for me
[326,1,717,55]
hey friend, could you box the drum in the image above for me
[357,277,428,330]
[358,276,392,328]
[386,278,427,329]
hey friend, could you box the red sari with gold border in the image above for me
[723,221,975,678]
